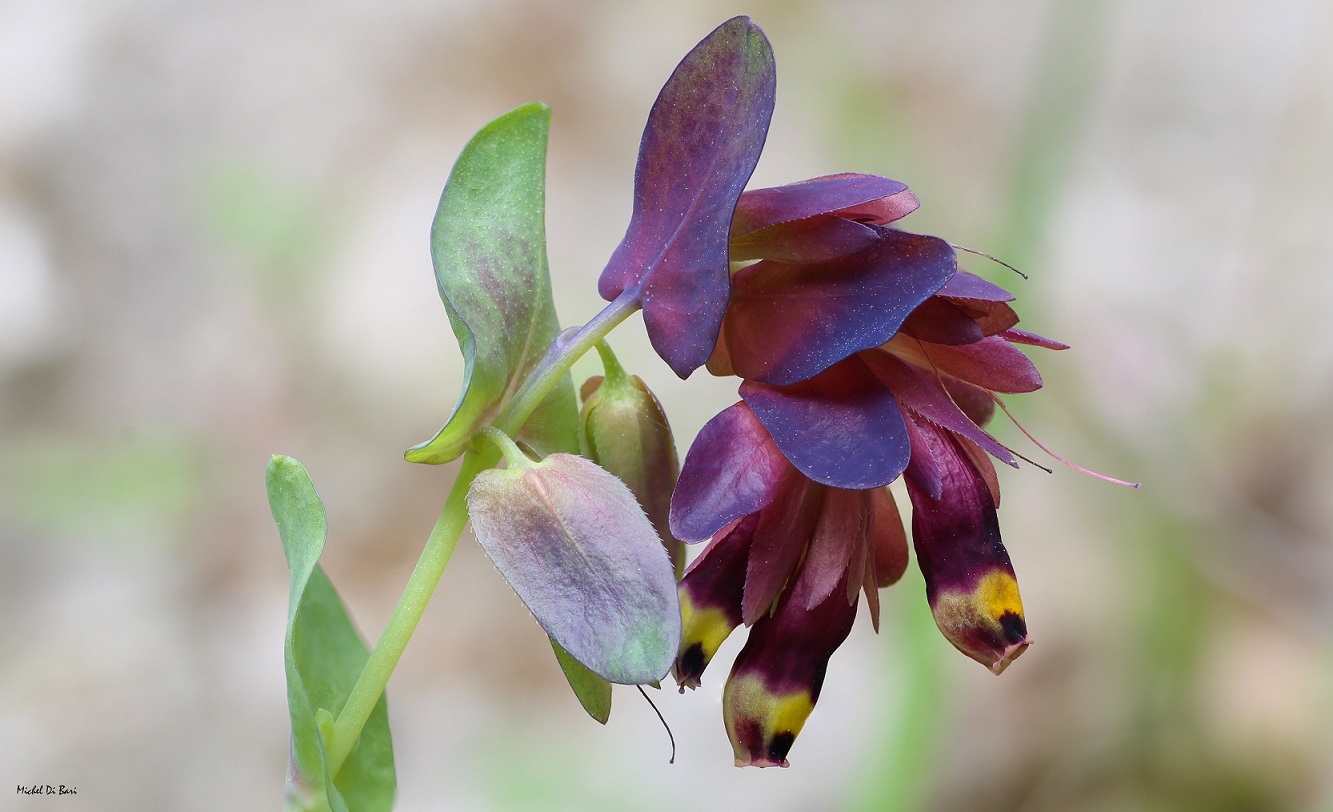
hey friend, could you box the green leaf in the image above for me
[550,638,612,724]
[407,103,578,465]
[467,453,682,684]
[267,455,396,812]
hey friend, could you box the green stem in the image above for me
[474,426,534,469]
[328,444,498,776]
[593,340,628,382]
[493,289,640,438]
[326,292,640,777]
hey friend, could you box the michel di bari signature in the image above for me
[17,784,77,796]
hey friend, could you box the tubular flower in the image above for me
[668,402,907,767]
[667,174,1064,763]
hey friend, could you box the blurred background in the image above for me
[3,0,1332,809]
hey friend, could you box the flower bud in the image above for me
[580,344,686,577]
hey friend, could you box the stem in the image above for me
[493,289,640,438]
[475,426,534,469]
[327,444,498,776]
[593,340,628,383]
[325,292,640,776]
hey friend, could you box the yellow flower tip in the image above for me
[931,571,1031,673]
[672,592,738,690]
[723,674,813,768]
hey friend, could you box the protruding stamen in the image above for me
[950,243,1029,279]
[993,396,1142,489]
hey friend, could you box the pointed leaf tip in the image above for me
[267,458,395,811]
[551,639,613,724]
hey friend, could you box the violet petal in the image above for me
[724,228,957,385]
[598,17,776,378]
[670,401,791,543]
[740,355,910,489]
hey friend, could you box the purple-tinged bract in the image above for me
[468,453,681,684]
[599,16,776,379]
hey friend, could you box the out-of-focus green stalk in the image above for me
[993,0,1116,273]
[849,568,946,812]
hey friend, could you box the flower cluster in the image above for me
[584,17,1082,768]
[660,174,1062,766]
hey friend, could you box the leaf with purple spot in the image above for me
[407,103,578,465]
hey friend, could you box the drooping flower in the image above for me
[726,297,1060,675]
[668,402,907,767]
[667,191,1064,761]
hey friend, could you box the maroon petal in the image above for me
[834,187,920,225]
[670,402,792,543]
[1002,327,1069,350]
[901,297,986,345]
[889,334,1044,394]
[870,487,908,588]
[741,355,910,490]
[862,350,1016,466]
[723,228,957,386]
[731,173,910,236]
[957,435,1002,509]
[842,491,875,606]
[860,543,882,632]
[730,215,881,263]
[948,300,1020,337]
[742,474,824,625]
[901,410,942,499]
[904,421,1030,674]
[673,515,757,689]
[802,487,873,611]
[598,17,776,378]
[943,377,997,427]
[937,271,1015,302]
[724,550,859,767]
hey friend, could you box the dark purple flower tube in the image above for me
[904,418,1030,674]
[673,515,756,689]
[722,545,859,767]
